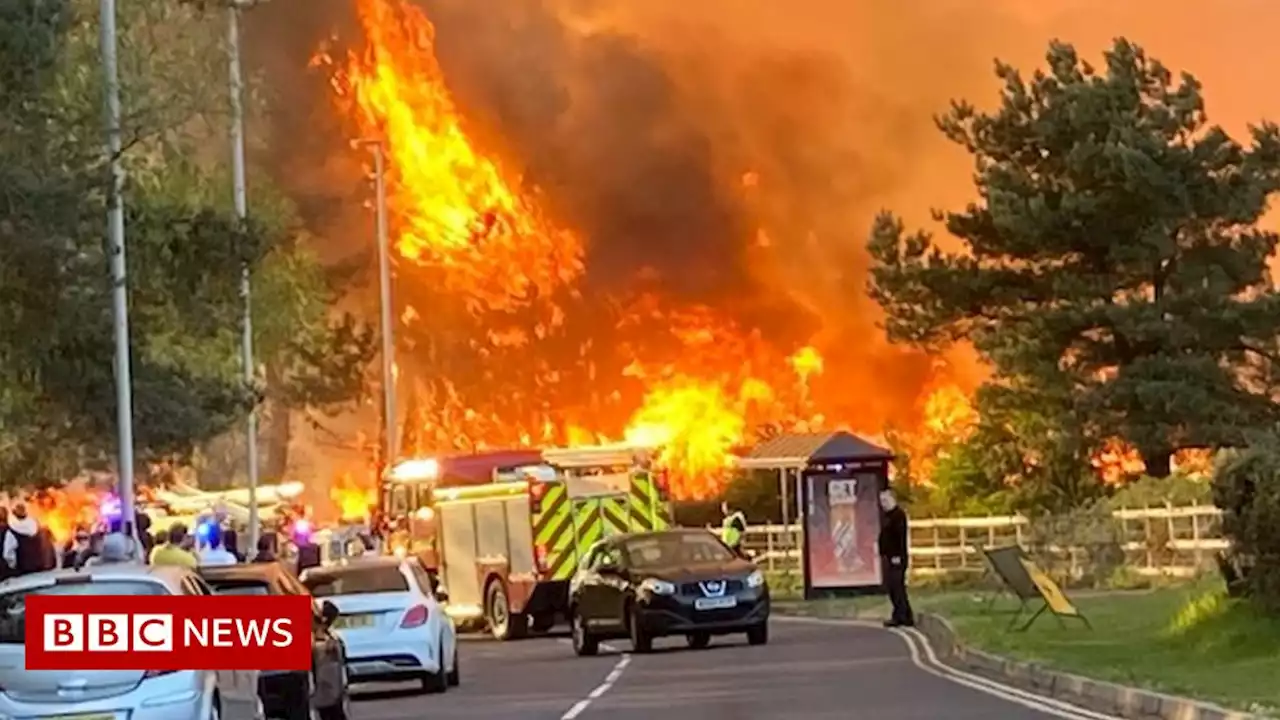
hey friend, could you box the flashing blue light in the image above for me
[197,521,217,540]
[100,494,122,520]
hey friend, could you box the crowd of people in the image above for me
[0,504,285,582]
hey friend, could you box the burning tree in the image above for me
[869,38,1280,489]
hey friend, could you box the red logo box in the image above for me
[25,594,313,671]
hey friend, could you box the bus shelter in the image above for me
[737,432,893,599]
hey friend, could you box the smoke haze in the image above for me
[243,0,1280,444]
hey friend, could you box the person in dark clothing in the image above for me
[3,503,56,576]
[0,507,11,580]
[62,527,92,569]
[136,512,155,559]
[253,535,277,563]
[878,489,914,627]
[222,529,244,562]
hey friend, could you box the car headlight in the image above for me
[640,578,677,596]
[746,570,765,588]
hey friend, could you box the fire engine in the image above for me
[382,443,673,640]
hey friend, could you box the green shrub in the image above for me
[1213,444,1280,611]
[1109,472,1214,509]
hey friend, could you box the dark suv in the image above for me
[200,562,351,720]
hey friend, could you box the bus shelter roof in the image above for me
[735,431,893,470]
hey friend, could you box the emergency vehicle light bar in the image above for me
[542,444,652,469]
[388,458,440,483]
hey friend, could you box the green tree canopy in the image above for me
[0,0,373,487]
[869,38,1280,480]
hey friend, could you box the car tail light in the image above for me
[401,604,429,628]
[143,670,177,680]
[534,543,549,573]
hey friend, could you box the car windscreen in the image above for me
[0,580,168,644]
[206,579,272,596]
[304,566,408,597]
[624,533,734,569]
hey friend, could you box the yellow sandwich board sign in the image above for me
[981,545,1091,631]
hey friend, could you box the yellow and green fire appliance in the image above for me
[531,445,672,582]
[385,444,672,641]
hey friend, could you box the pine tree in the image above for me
[869,38,1280,478]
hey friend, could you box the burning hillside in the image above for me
[307,0,981,500]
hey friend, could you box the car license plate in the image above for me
[44,714,115,720]
[335,613,376,629]
[694,596,738,611]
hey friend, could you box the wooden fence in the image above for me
[742,504,1227,579]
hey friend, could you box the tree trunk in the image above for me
[1141,447,1172,478]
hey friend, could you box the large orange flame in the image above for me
[321,0,976,505]
[321,0,583,313]
[623,376,747,500]
[28,488,102,544]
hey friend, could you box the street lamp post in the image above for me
[99,0,138,536]
[357,139,396,516]
[228,0,261,555]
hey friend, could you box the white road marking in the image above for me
[560,653,631,720]
[774,616,1124,720]
[557,638,622,653]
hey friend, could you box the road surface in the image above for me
[347,618,1114,720]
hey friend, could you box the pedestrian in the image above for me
[62,527,92,569]
[3,503,56,576]
[85,533,133,566]
[222,528,246,562]
[0,506,12,581]
[717,501,748,557]
[878,489,914,627]
[149,528,170,563]
[253,535,277,563]
[136,512,155,559]
[197,527,238,567]
[150,523,199,569]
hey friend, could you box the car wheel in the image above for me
[686,632,711,650]
[317,699,350,720]
[420,633,449,694]
[485,579,528,641]
[627,605,653,654]
[747,622,769,646]
[570,608,599,657]
[447,645,460,687]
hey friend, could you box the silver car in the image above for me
[0,564,260,720]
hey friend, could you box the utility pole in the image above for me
[100,0,138,536]
[228,0,259,555]
[358,139,396,522]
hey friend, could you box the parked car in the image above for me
[0,564,257,720]
[300,556,457,694]
[569,528,771,655]
[199,562,351,720]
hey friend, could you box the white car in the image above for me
[0,564,258,720]
[301,556,458,694]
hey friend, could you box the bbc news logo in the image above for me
[26,595,312,671]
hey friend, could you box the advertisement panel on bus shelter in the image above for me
[802,467,885,597]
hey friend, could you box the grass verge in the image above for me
[779,582,1280,715]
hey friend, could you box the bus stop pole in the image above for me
[778,467,790,573]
